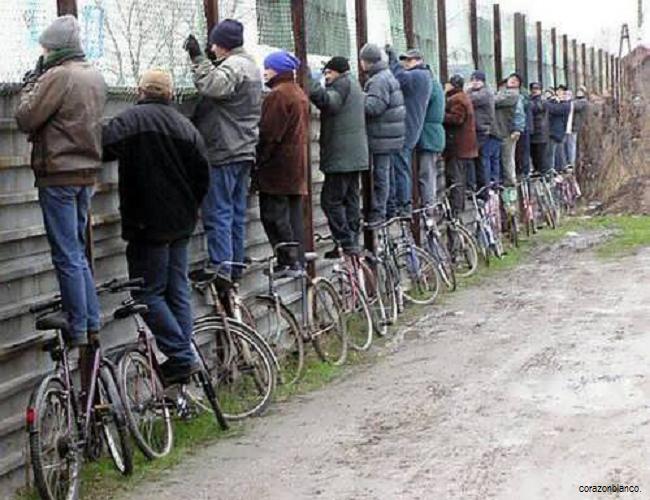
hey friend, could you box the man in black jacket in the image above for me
[103,69,210,384]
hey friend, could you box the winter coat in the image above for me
[546,100,571,142]
[102,99,210,243]
[256,73,310,196]
[389,60,433,149]
[468,85,495,140]
[309,72,369,174]
[416,75,445,154]
[363,61,406,154]
[572,97,589,133]
[513,94,526,133]
[191,48,262,166]
[15,59,107,187]
[443,88,479,160]
[530,94,549,144]
[492,89,519,140]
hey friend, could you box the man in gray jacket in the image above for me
[359,43,406,225]
[309,56,369,257]
[468,70,494,192]
[184,20,262,285]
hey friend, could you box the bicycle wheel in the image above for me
[509,213,520,248]
[366,256,398,328]
[448,225,480,278]
[118,349,173,459]
[193,320,276,420]
[336,272,373,351]
[97,363,134,476]
[474,223,491,267]
[395,245,440,305]
[424,229,457,292]
[246,297,304,385]
[28,374,80,500]
[357,259,390,336]
[308,277,348,364]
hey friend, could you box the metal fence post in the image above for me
[514,13,527,85]
[581,43,587,88]
[493,4,502,86]
[403,0,415,48]
[470,0,479,70]
[437,0,448,83]
[562,34,569,86]
[536,21,543,86]
[57,0,78,16]
[203,0,220,32]
[551,28,557,87]
[589,47,596,93]
[598,48,604,94]
[290,0,315,275]
[572,39,578,90]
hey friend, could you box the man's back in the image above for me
[103,101,209,243]
[192,48,262,166]
[364,62,406,154]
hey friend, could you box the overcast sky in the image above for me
[496,0,646,53]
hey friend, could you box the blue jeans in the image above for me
[483,136,502,184]
[126,239,197,368]
[564,132,577,166]
[202,161,251,279]
[388,147,413,216]
[38,186,100,343]
[548,139,567,171]
[369,153,391,223]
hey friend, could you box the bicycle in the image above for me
[188,263,277,421]
[315,234,389,351]
[373,216,440,306]
[518,177,538,238]
[26,278,139,500]
[467,188,501,266]
[436,186,480,277]
[530,172,559,230]
[554,168,582,215]
[413,206,457,292]
[246,243,347,385]
[500,185,520,248]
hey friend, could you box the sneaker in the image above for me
[160,359,201,387]
[324,247,341,260]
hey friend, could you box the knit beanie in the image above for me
[264,51,301,73]
[39,15,82,51]
[139,68,173,99]
[209,19,244,50]
[359,43,383,64]
[324,56,350,74]
[470,70,486,82]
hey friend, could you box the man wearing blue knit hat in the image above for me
[255,51,310,274]
[184,21,262,288]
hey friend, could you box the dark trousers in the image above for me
[369,153,391,223]
[126,238,196,369]
[259,193,304,267]
[321,172,361,252]
[446,157,468,216]
[515,130,531,178]
[530,142,549,174]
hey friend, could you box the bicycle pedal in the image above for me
[93,403,111,414]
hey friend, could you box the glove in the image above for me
[205,44,216,62]
[183,34,202,60]
[22,55,44,87]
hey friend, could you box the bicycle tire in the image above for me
[366,256,398,328]
[97,363,134,476]
[475,223,491,267]
[358,259,391,336]
[424,229,457,292]
[450,225,480,278]
[308,277,348,364]
[509,214,520,248]
[118,349,173,459]
[395,245,440,305]
[193,319,277,420]
[246,297,304,385]
[28,374,80,500]
[336,272,373,351]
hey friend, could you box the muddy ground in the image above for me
[121,233,650,500]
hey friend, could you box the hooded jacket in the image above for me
[363,60,406,154]
[443,87,479,160]
[417,74,446,154]
[15,58,106,187]
[309,72,369,174]
[191,48,262,166]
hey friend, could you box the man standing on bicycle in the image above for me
[529,82,550,174]
[15,15,106,349]
[255,51,309,274]
[309,57,368,257]
[102,69,210,384]
[359,43,406,224]
[468,70,495,194]
[184,20,262,287]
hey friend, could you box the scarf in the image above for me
[43,48,86,71]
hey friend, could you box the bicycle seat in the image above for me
[36,312,69,332]
[304,252,318,263]
[114,303,149,320]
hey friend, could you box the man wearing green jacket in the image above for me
[416,67,445,208]
[309,57,369,257]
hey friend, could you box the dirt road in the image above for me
[121,233,650,500]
